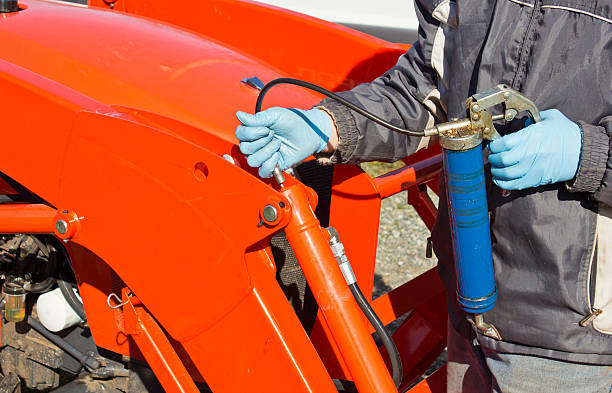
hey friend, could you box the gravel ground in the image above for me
[361,161,446,384]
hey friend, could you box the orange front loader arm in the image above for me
[281,181,398,393]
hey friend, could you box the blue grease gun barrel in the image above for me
[440,132,497,314]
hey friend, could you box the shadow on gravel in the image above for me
[373,273,393,300]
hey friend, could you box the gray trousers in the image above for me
[447,320,612,393]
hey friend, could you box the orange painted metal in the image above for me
[0,204,82,238]
[373,155,442,199]
[0,204,56,234]
[281,180,398,393]
[119,288,199,393]
[87,0,408,93]
[371,268,444,328]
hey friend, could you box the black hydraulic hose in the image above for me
[328,227,404,388]
[349,282,403,388]
[333,379,358,392]
[255,78,426,137]
[27,277,55,294]
[55,244,87,322]
[26,316,100,370]
[57,277,86,322]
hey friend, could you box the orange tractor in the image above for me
[0,0,446,391]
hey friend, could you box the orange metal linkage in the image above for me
[281,181,398,393]
[0,204,80,240]
[0,204,56,233]
[373,154,442,199]
[120,288,199,393]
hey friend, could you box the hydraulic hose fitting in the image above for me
[327,228,356,286]
[272,167,286,187]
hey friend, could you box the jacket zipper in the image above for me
[511,0,542,89]
[582,219,600,327]
[580,308,602,327]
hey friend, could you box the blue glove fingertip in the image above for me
[237,109,278,127]
[259,152,281,178]
[493,177,521,190]
[236,110,253,124]
[238,132,275,155]
[488,138,510,154]
[246,138,281,168]
[235,125,271,142]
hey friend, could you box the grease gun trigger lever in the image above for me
[466,84,541,141]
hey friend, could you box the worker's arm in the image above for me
[568,116,612,206]
[235,0,449,175]
[316,0,451,165]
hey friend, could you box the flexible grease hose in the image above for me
[255,78,427,137]
[350,282,403,387]
[254,77,429,185]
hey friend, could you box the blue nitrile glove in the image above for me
[488,109,582,190]
[235,107,332,178]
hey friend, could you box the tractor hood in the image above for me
[0,0,320,143]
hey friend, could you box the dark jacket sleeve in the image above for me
[316,0,454,165]
[568,116,612,206]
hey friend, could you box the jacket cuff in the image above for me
[313,98,359,165]
[567,121,609,193]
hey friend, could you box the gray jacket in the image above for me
[319,0,612,363]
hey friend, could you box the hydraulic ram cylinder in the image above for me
[440,133,497,314]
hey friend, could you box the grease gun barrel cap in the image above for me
[0,0,19,12]
[439,132,483,151]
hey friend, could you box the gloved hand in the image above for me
[488,109,582,190]
[235,107,332,178]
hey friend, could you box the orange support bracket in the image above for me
[373,154,442,200]
[118,288,198,393]
[0,204,81,240]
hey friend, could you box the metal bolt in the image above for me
[262,205,279,223]
[471,104,481,112]
[55,220,68,234]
